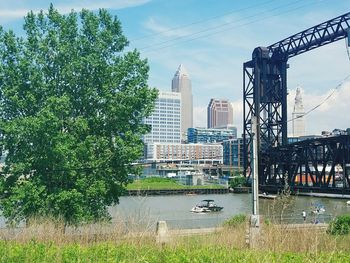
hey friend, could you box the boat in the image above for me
[191,199,223,213]
[311,204,326,214]
[346,200,350,206]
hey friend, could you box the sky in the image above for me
[1,0,350,136]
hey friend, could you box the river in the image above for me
[109,193,350,229]
[1,193,349,229]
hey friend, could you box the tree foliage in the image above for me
[229,175,246,188]
[0,5,158,225]
[328,214,350,235]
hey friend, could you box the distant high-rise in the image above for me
[143,90,181,145]
[143,91,181,159]
[292,86,306,137]
[207,99,233,128]
[172,64,193,141]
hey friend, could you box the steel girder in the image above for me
[243,12,350,181]
[268,12,350,60]
[243,49,287,178]
[261,135,350,190]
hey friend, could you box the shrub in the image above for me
[328,214,350,235]
[229,176,246,188]
[223,214,247,228]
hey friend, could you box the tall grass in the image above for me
[1,213,350,262]
[0,216,156,245]
[1,239,350,263]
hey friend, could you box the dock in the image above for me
[258,193,277,199]
[296,192,350,199]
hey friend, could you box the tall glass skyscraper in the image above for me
[171,64,193,141]
[207,98,233,128]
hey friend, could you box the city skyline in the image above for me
[1,0,350,135]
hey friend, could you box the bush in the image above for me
[229,176,246,188]
[328,214,350,235]
[223,214,247,228]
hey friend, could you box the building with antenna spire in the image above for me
[292,86,306,137]
[172,64,193,141]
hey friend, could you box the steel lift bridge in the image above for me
[243,12,350,194]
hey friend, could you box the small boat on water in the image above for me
[191,199,223,213]
[311,204,326,214]
[346,200,350,206]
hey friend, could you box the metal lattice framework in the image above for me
[243,12,350,185]
[261,135,350,193]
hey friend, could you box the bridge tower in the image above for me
[243,12,350,184]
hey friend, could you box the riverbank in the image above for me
[126,177,227,195]
[127,187,228,196]
[1,221,350,262]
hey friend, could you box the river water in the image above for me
[109,193,350,229]
[1,193,349,229]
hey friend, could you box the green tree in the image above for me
[229,175,246,188]
[0,5,157,225]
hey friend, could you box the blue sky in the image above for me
[1,0,350,135]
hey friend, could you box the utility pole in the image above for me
[248,115,260,248]
[251,115,259,226]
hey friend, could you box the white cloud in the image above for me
[0,0,151,21]
[193,106,207,128]
[231,100,243,136]
[143,17,191,38]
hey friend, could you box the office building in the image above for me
[222,138,246,169]
[207,98,233,128]
[172,64,193,140]
[143,91,181,158]
[187,127,237,144]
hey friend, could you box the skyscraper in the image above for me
[207,98,233,128]
[143,91,181,144]
[171,64,193,141]
[292,86,306,137]
[143,91,181,159]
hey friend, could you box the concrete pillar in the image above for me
[156,221,170,244]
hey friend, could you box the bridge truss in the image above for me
[261,135,350,193]
[243,12,350,190]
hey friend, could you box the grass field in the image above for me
[1,215,350,263]
[126,177,225,190]
[0,231,350,263]
[1,238,350,263]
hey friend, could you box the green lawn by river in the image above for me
[126,177,225,190]
[1,241,349,263]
